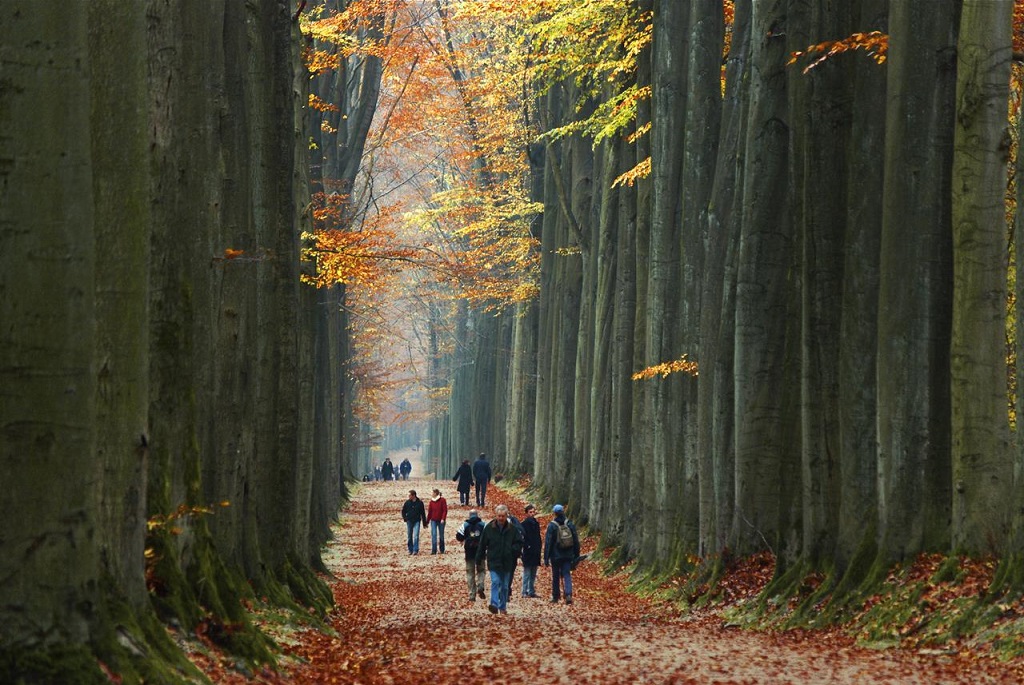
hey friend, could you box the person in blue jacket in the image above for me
[543,503,580,604]
[472,452,492,507]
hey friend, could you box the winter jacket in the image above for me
[472,457,491,483]
[452,463,473,493]
[543,515,580,564]
[475,518,522,573]
[381,460,394,480]
[455,514,485,561]
[427,496,448,522]
[399,459,412,476]
[402,498,427,526]
[520,516,542,567]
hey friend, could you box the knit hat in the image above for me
[553,504,564,514]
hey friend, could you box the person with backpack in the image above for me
[452,459,473,506]
[455,510,486,601]
[519,504,542,598]
[427,488,448,554]
[472,452,492,507]
[543,503,580,605]
[401,490,428,555]
[399,457,412,481]
[476,504,523,615]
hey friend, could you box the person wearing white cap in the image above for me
[543,504,579,604]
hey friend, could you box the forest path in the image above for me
[244,447,1014,684]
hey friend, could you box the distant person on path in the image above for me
[519,504,541,598]
[452,459,473,506]
[373,465,382,481]
[401,490,427,555]
[381,457,395,481]
[472,453,492,507]
[455,509,486,601]
[476,504,522,615]
[543,503,580,605]
[399,457,412,480]
[427,488,448,554]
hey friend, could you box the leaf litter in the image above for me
[192,448,1023,684]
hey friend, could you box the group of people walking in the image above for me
[453,502,581,614]
[388,450,581,613]
[374,456,413,482]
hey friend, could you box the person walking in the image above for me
[519,504,542,598]
[476,504,522,615]
[427,488,448,554]
[452,459,473,506]
[455,510,486,602]
[399,457,412,481]
[381,457,395,482]
[401,490,427,555]
[543,503,580,604]
[472,452,492,507]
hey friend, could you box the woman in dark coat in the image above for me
[452,459,473,506]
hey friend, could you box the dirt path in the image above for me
[251,448,1019,684]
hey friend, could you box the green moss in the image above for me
[92,593,206,685]
[0,645,107,685]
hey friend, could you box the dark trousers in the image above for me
[551,559,573,600]
[475,479,488,506]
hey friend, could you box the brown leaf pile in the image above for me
[192,449,1022,684]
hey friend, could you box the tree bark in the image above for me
[876,0,958,562]
[950,0,1014,554]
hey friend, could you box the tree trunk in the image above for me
[0,2,100,648]
[835,0,887,571]
[876,0,958,562]
[796,0,852,566]
[644,0,690,568]
[731,0,802,564]
[950,0,1013,555]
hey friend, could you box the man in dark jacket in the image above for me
[401,490,427,555]
[381,457,395,481]
[472,452,491,507]
[519,504,542,598]
[475,504,522,614]
[455,510,486,601]
[543,503,580,604]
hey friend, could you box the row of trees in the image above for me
[0,1,381,680]
[423,0,1024,601]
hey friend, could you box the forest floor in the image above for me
[191,447,1024,684]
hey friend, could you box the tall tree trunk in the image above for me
[732,0,802,565]
[625,2,654,557]
[697,0,738,558]
[644,0,690,568]
[588,135,623,527]
[677,0,723,566]
[0,1,100,648]
[836,0,887,571]
[876,0,958,562]
[950,0,1013,554]
[796,0,852,566]
[89,0,152,607]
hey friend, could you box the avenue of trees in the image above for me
[3,0,1024,682]
[422,0,1024,613]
